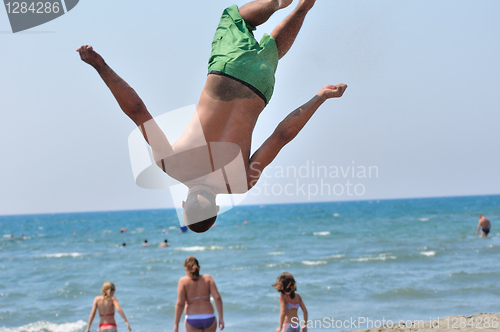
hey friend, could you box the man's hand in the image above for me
[76,45,105,69]
[319,84,348,100]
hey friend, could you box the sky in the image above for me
[1,0,500,216]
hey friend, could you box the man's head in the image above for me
[479,214,483,218]
[182,189,219,233]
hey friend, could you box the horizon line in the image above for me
[1,192,499,218]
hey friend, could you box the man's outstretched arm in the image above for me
[77,45,173,169]
[247,84,347,188]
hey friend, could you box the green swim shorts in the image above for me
[208,5,279,105]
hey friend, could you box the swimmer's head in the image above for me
[182,189,220,233]
[273,272,297,298]
[101,281,115,299]
[479,214,483,218]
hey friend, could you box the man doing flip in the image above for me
[77,0,347,232]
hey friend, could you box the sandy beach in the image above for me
[343,313,500,332]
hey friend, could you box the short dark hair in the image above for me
[184,190,218,233]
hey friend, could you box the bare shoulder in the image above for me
[202,274,214,282]
[179,275,190,284]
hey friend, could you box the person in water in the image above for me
[477,214,491,237]
[159,239,169,247]
[77,0,347,233]
[273,272,308,332]
[85,282,131,332]
[174,256,224,332]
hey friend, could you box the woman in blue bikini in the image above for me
[174,256,224,332]
[274,272,308,332]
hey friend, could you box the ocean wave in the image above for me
[174,246,223,252]
[302,260,328,265]
[227,245,245,249]
[373,288,436,300]
[265,262,291,268]
[267,252,285,255]
[313,231,330,236]
[418,217,430,221]
[41,253,84,258]
[0,320,86,332]
[351,254,396,262]
[322,254,345,259]
[228,266,247,270]
[420,251,436,256]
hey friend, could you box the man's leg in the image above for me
[238,0,293,28]
[271,0,316,59]
[77,45,173,165]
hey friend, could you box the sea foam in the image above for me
[0,320,86,332]
[41,253,84,258]
[174,246,223,252]
[302,260,328,265]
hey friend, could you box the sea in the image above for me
[1,195,500,332]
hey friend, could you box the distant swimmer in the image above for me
[174,256,224,332]
[120,242,126,248]
[143,240,148,247]
[85,282,131,332]
[477,214,491,237]
[273,272,308,332]
[158,239,169,248]
[77,0,347,233]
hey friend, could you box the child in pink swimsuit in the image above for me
[273,272,308,332]
[85,282,131,332]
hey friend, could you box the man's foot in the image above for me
[278,0,293,10]
[76,45,105,69]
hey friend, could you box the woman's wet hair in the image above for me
[184,190,217,233]
[184,256,201,280]
[273,272,297,299]
[101,282,116,299]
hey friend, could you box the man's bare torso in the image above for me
[173,74,265,166]
[479,217,491,229]
[164,75,265,193]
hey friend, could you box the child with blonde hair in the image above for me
[86,282,131,332]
